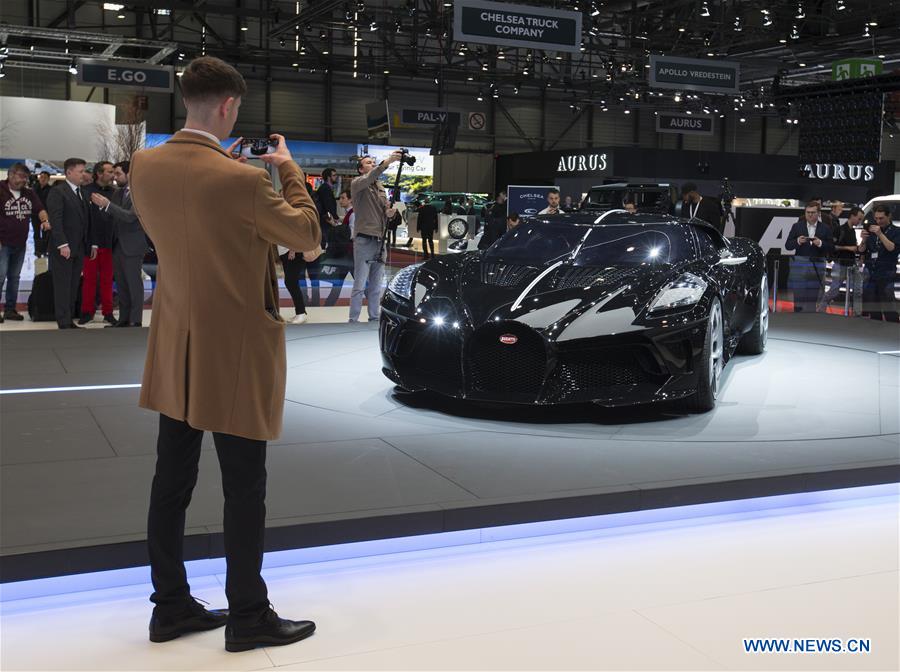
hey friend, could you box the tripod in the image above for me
[372,159,406,265]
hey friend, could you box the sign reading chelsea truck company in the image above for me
[649,55,740,94]
[454,0,582,54]
[77,59,174,92]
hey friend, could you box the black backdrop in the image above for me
[495,147,895,206]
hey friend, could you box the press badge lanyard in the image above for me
[689,199,700,219]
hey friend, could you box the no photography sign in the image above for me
[454,0,582,54]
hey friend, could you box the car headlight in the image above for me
[649,272,708,312]
[387,263,424,300]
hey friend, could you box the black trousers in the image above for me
[113,245,144,324]
[148,414,269,625]
[49,250,83,327]
[864,276,900,323]
[421,231,435,259]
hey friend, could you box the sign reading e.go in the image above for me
[77,59,175,92]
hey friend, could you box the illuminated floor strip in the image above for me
[0,383,142,395]
[1,482,895,603]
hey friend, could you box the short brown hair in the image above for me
[7,162,30,176]
[180,56,247,103]
[63,158,86,172]
[339,189,351,200]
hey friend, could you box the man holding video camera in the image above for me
[129,56,322,652]
[348,152,401,322]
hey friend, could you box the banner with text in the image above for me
[76,59,174,92]
[453,0,582,54]
[649,55,740,94]
[507,185,560,217]
[656,113,714,135]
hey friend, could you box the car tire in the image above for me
[737,274,768,355]
[680,298,724,413]
[447,218,469,240]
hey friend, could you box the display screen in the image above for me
[485,223,695,266]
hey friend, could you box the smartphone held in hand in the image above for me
[240,138,278,159]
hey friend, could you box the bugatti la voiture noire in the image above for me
[379,211,769,412]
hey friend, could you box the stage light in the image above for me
[103,2,124,10]
[370,21,377,31]
[734,15,742,31]
[241,24,248,31]
[498,49,505,60]
[513,85,519,94]
[868,20,878,26]
[624,109,630,114]
[117,12,125,19]
[795,2,805,19]
[674,92,682,102]
[700,1,710,17]
[836,0,846,9]
[863,24,870,37]
[68,61,77,75]
[791,25,800,39]
[678,26,685,32]
[739,117,746,123]
[476,89,483,101]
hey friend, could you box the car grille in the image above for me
[549,346,662,403]
[394,328,463,392]
[480,263,535,288]
[468,323,547,395]
[552,266,637,291]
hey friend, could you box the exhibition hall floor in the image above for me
[1,489,897,671]
[0,314,898,583]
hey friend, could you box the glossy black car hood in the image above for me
[418,252,697,342]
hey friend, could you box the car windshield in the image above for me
[484,222,589,265]
[575,225,695,266]
[485,223,695,266]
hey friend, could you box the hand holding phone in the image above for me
[240,138,278,159]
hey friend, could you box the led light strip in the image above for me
[593,208,628,224]
[0,384,141,395]
[1,483,895,603]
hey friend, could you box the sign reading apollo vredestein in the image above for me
[76,59,174,92]
[649,55,740,95]
[555,151,612,176]
[656,113,714,135]
[453,0,582,54]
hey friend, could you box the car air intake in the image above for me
[552,266,636,291]
[480,263,536,288]
[468,323,547,395]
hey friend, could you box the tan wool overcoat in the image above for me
[130,131,320,440]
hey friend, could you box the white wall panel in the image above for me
[0,96,115,162]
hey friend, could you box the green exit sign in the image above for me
[832,59,883,81]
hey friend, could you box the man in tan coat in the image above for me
[130,56,321,652]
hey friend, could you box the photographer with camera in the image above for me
[858,204,899,322]
[129,56,322,652]
[348,152,402,322]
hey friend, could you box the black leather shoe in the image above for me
[103,313,117,325]
[225,609,316,652]
[77,314,92,325]
[149,599,228,643]
[3,310,24,321]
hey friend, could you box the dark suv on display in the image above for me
[582,183,679,215]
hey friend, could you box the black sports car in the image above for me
[379,211,768,412]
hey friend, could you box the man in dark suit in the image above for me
[416,201,438,259]
[45,158,97,329]
[681,182,723,233]
[89,160,148,327]
[785,202,833,312]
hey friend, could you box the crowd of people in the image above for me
[786,199,898,322]
[0,159,147,328]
